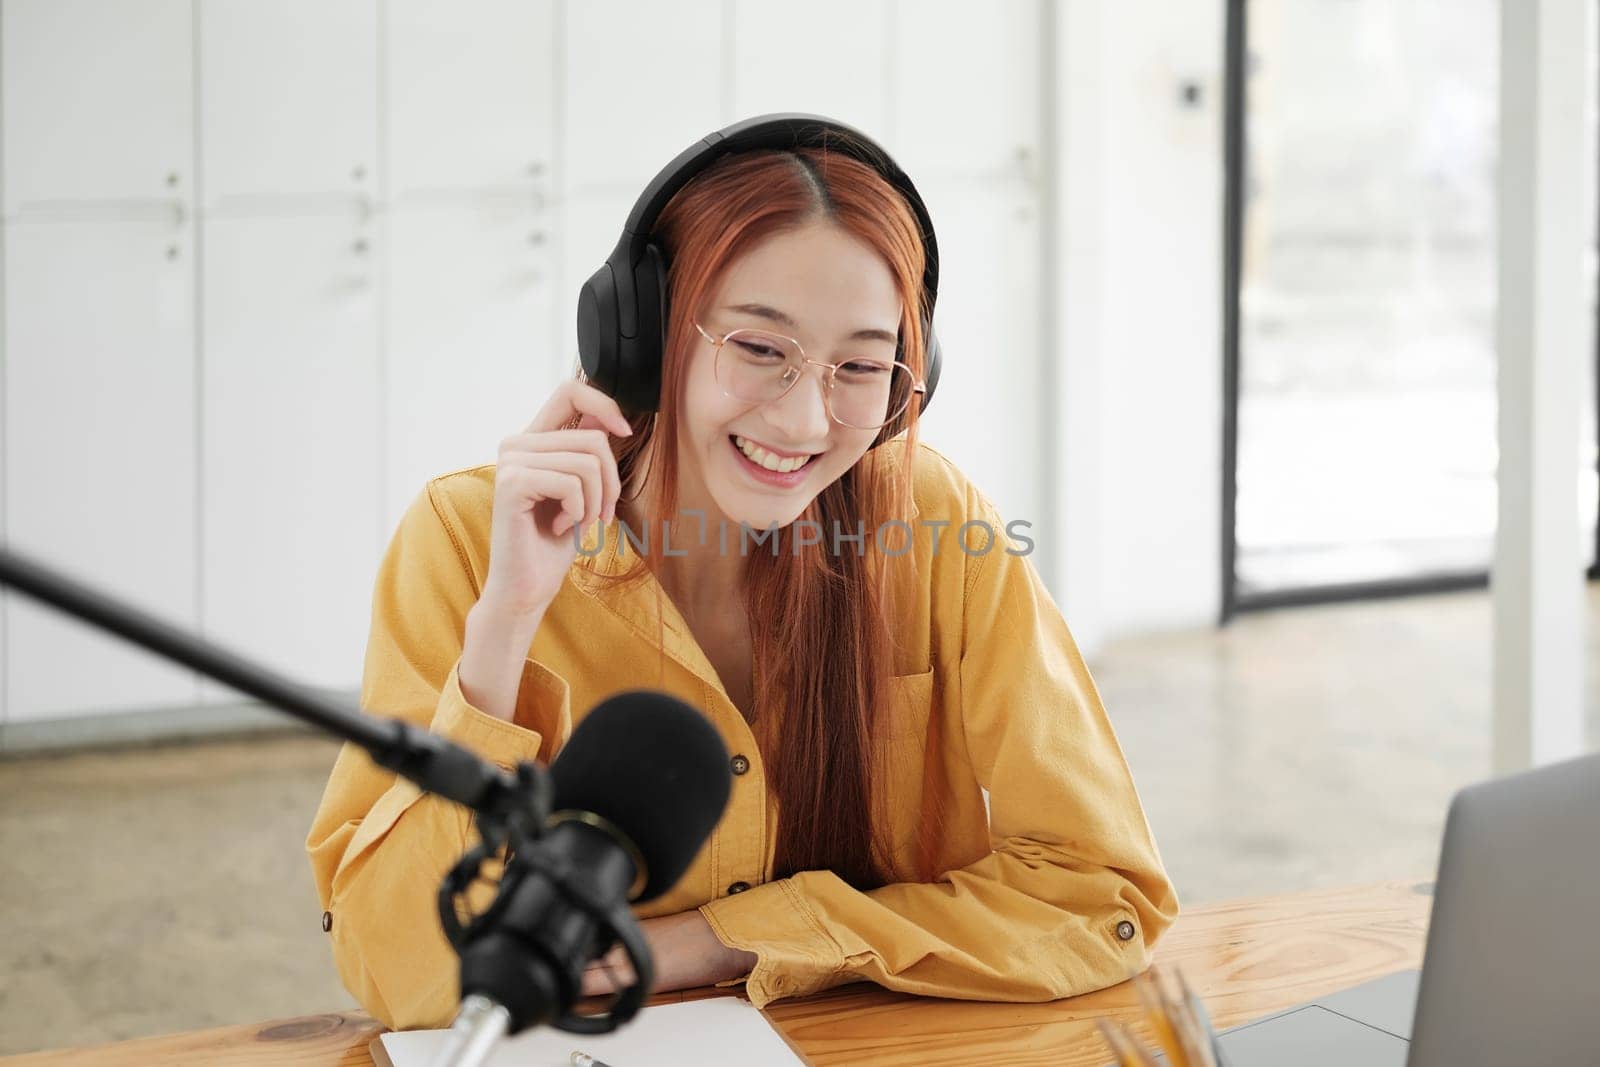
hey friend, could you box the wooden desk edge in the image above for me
[1,879,1434,1066]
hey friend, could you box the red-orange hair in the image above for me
[587,145,941,890]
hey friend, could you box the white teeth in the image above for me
[734,435,813,474]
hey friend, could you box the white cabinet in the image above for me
[558,0,725,371]
[199,0,379,206]
[383,0,559,533]
[561,0,726,195]
[386,0,556,196]
[890,0,1042,177]
[1,0,194,212]
[384,202,557,535]
[2,219,200,721]
[729,0,891,137]
[1,0,201,728]
[200,214,380,693]
[196,0,383,701]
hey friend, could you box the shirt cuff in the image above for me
[698,876,847,1007]
[428,659,571,769]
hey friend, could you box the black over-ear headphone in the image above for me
[576,113,943,434]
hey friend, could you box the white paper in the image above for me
[370,996,805,1067]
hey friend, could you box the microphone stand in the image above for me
[0,546,528,819]
[0,545,654,1062]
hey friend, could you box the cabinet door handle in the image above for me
[206,192,377,219]
[5,197,189,224]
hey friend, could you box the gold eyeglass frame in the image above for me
[693,320,927,431]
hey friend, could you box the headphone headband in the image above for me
[619,114,940,305]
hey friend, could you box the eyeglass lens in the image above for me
[713,329,914,430]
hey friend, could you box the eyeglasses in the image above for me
[694,321,926,431]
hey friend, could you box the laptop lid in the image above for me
[1407,751,1600,1066]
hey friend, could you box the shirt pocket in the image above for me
[877,668,938,878]
[883,668,936,748]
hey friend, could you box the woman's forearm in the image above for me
[459,600,545,721]
[581,910,758,998]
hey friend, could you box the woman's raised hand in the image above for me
[478,380,633,624]
[460,381,633,722]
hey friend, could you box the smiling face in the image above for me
[672,218,905,531]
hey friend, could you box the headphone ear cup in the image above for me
[615,243,669,413]
[919,317,941,415]
[871,314,940,448]
[577,262,620,397]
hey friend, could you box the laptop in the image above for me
[1160,751,1600,1066]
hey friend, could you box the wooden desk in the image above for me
[2,879,1432,1066]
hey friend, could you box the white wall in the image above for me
[1056,0,1226,654]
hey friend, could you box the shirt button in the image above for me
[1115,920,1136,942]
[727,881,751,895]
[321,911,333,933]
[730,754,750,776]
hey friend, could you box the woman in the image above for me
[307,120,1179,1032]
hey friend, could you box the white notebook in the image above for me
[369,996,805,1067]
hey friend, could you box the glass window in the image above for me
[1231,0,1595,598]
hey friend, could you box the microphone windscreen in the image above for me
[549,690,732,902]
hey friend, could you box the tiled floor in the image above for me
[2,586,1595,1055]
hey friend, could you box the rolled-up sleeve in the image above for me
[700,487,1179,1007]
[305,483,572,1030]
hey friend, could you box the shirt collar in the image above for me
[569,521,726,693]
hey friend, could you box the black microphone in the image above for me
[436,689,732,1061]
[0,546,730,1059]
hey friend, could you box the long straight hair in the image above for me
[587,145,940,890]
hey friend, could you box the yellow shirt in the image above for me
[306,442,1179,1030]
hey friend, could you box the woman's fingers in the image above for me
[499,465,584,534]
[499,430,621,523]
[498,449,604,530]
[526,379,634,438]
